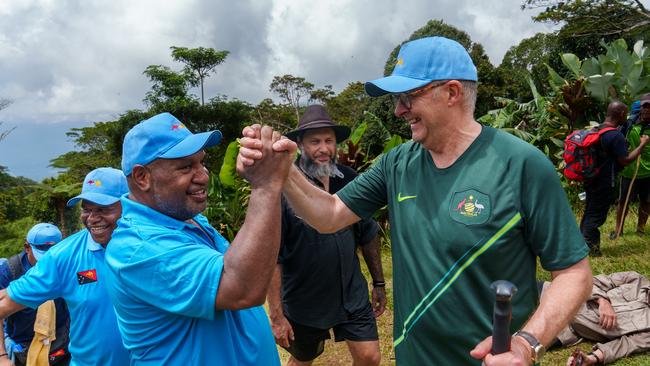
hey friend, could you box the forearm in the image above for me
[283,166,359,233]
[267,265,285,320]
[0,289,25,353]
[519,258,592,347]
[360,236,384,283]
[218,187,282,309]
[622,144,646,165]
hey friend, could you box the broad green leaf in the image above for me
[382,135,403,154]
[545,64,565,90]
[218,140,239,187]
[629,75,650,98]
[585,73,616,102]
[581,58,601,77]
[349,121,368,146]
[550,137,564,148]
[561,53,582,78]
[633,40,647,59]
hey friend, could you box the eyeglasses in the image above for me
[391,81,449,109]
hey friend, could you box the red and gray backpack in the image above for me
[563,126,616,181]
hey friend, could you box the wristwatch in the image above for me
[513,330,545,363]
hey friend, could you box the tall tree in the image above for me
[269,75,315,123]
[498,33,560,101]
[524,0,649,38]
[170,46,229,106]
[142,65,196,110]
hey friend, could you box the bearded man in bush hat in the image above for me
[239,36,593,365]
[267,105,386,366]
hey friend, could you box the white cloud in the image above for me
[0,0,563,179]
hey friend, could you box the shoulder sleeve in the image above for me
[117,233,224,320]
[603,131,627,158]
[337,155,389,219]
[354,217,380,246]
[519,149,589,270]
[7,253,63,308]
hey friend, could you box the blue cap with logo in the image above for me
[67,167,129,207]
[365,36,478,97]
[26,223,62,260]
[121,112,222,176]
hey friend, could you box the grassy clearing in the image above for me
[271,207,650,365]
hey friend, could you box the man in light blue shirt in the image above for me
[0,167,130,366]
[105,112,296,365]
[0,223,69,366]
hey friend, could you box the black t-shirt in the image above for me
[278,163,380,328]
[593,129,628,186]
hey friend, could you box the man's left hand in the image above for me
[597,297,617,330]
[371,286,387,318]
[470,335,533,365]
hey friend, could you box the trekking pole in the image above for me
[615,156,640,244]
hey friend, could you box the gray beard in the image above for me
[299,154,344,179]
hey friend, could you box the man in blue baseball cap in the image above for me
[239,36,593,365]
[0,223,69,366]
[105,112,296,365]
[0,167,130,366]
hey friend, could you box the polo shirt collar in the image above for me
[86,230,105,252]
[120,194,201,231]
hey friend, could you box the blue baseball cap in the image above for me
[365,36,478,97]
[121,112,222,176]
[26,223,62,260]
[67,167,128,207]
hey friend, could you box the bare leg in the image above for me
[346,340,380,366]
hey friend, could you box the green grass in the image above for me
[270,207,650,365]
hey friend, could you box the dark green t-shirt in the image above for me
[337,126,588,365]
[622,124,650,179]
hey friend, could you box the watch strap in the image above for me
[513,330,545,362]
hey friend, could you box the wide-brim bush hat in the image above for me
[285,105,350,143]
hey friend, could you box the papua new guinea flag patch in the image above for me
[77,269,98,285]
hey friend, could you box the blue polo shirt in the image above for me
[104,197,279,365]
[0,251,69,345]
[7,230,130,366]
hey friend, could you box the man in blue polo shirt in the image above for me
[105,112,295,365]
[0,167,130,366]
[0,223,69,366]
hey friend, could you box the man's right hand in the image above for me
[640,134,650,147]
[236,125,297,191]
[270,314,295,348]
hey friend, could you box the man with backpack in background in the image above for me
[0,223,70,365]
[612,94,650,240]
[577,101,648,256]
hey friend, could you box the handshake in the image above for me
[236,124,298,189]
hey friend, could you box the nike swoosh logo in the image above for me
[397,193,417,202]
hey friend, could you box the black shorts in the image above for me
[619,176,650,204]
[283,303,378,362]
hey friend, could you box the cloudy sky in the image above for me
[0,0,559,180]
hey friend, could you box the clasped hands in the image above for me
[236,124,297,189]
